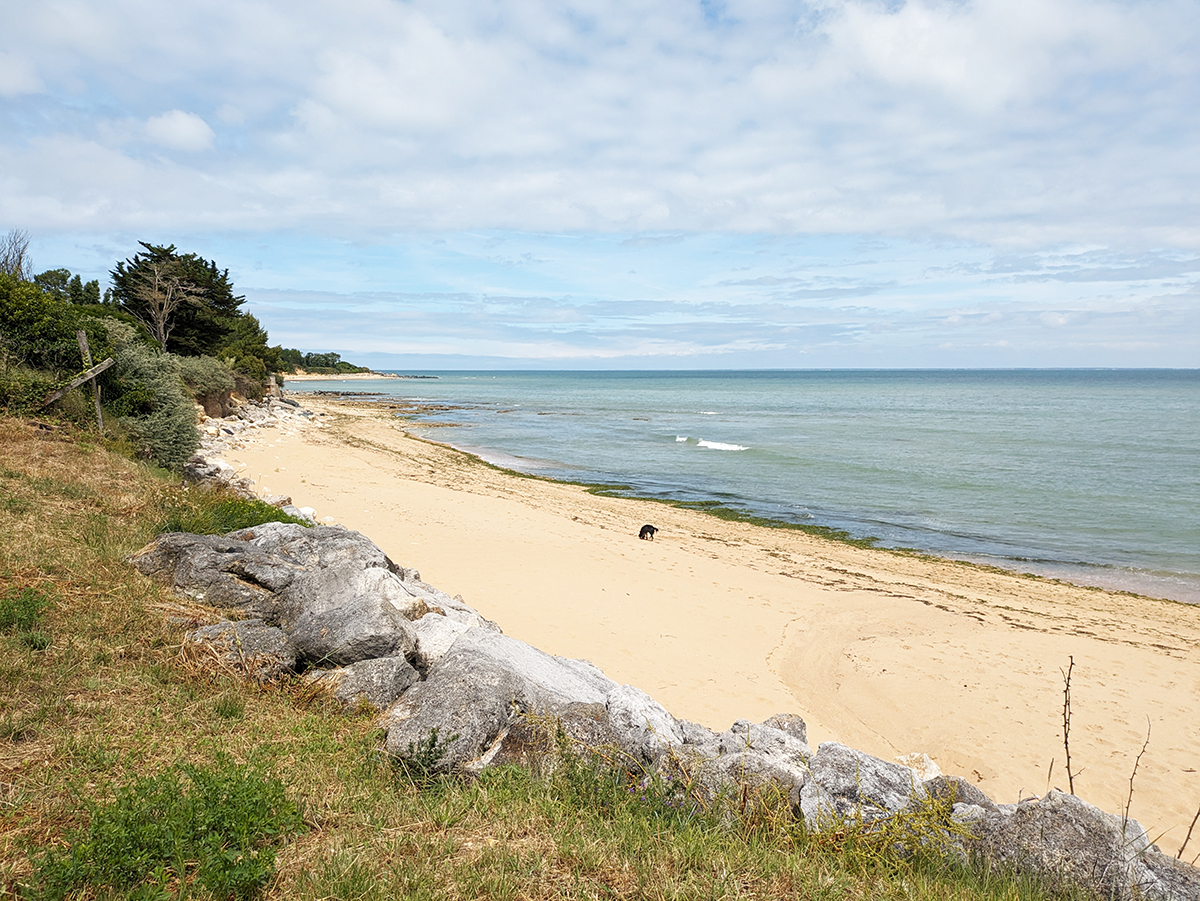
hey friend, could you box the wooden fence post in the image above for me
[76,330,105,433]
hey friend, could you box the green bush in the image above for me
[179,354,236,399]
[28,757,305,901]
[103,320,199,470]
[0,273,83,374]
[236,354,267,381]
[0,366,56,412]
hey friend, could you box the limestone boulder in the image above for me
[184,619,295,682]
[289,592,417,666]
[132,532,295,618]
[701,718,812,765]
[969,790,1193,901]
[603,685,685,763]
[306,655,421,711]
[132,523,451,665]
[382,629,617,773]
[800,742,927,827]
[686,718,812,807]
[410,612,473,673]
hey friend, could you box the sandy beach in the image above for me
[220,394,1200,854]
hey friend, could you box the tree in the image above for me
[110,243,245,356]
[0,229,33,281]
[213,312,282,375]
[34,269,101,305]
[127,260,206,352]
[277,347,304,370]
[0,272,83,372]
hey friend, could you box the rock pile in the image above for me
[183,397,324,517]
[139,399,1199,901]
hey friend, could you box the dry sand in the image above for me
[222,394,1200,855]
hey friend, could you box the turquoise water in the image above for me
[296,370,1200,603]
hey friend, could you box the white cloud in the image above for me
[3,0,1200,377]
[0,51,42,97]
[144,110,216,152]
[1,1,1194,242]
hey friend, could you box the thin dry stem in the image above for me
[1179,804,1200,861]
[1061,655,1075,795]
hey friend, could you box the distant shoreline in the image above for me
[281,371,438,382]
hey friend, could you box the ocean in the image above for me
[294,370,1200,604]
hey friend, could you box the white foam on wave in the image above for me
[698,411,719,415]
[676,436,689,442]
[697,440,749,451]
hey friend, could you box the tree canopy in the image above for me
[34,268,102,305]
[110,243,245,357]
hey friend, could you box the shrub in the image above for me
[179,354,236,399]
[0,365,56,412]
[28,756,305,901]
[0,273,82,374]
[103,320,199,470]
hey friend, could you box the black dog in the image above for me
[639,524,658,540]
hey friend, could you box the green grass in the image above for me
[0,588,51,633]
[27,757,305,901]
[0,413,1098,901]
[157,489,314,535]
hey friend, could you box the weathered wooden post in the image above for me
[36,357,115,411]
[76,330,105,432]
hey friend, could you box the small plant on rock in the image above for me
[393,727,461,787]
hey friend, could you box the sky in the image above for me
[2,0,1198,368]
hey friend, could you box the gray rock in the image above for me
[382,629,617,773]
[410,612,473,672]
[693,749,809,811]
[604,684,684,763]
[238,404,270,423]
[289,592,417,666]
[761,713,808,746]
[924,774,998,813]
[185,619,295,682]
[678,719,719,746]
[686,719,811,809]
[134,514,499,639]
[307,655,421,710]
[473,702,626,774]
[397,578,499,631]
[132,524,444,662]
[274,553,430,623]
[800,742,927,828]
[703,718,812,765]
[184,456,236,484]
[131,532,294,618]
[1142,850,1200,901]
[969,790,1183,901]
[279,504,317,524]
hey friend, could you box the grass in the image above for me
[156,490,314,535]
[0,413,1099,901]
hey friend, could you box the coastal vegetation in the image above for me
[0,230,371,470]
[0,414,1103,900]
